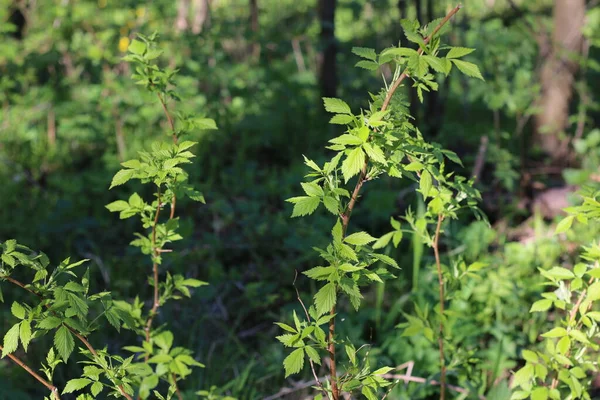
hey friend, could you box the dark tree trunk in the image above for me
[317,0,337,98]
[249,0,260,59]
[534,0,585,164]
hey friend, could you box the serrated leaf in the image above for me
[351,47,377,61]
[283,348,304,377]
[329,114,354,125]
[301,182,324,197]
[372,253,399,268]
[288,196,320,218]
[91,382,103,397]
[342,147,365,183]
[109,169,134,189]
[373,232,393,249]
[362,143,386,164]
[355,60,379,70]
[422,55,447,74]
[19,320,31,351]
[381,47,419,58]
[587,281,600,301]
[330,134,364,146]
[344,232,376,246]
[314,283,337,316]
[446,47,475,59]
[372,366,394,375]
[323,196,339,215]
[63,378,92,394]
[419,170,432,199]
[323,98,351,114]
[37,316,62,330]
[2,323,20,357]
[304,346,321,365]
[275,323,297,333]
[452,59,484,80]
[54,325,74,361]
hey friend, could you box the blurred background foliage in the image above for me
[1,0,600,398]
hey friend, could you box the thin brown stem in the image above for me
[380,4,463,111]
[327,6,462,400]
[433,213,446,400]
[3,279,133,400]
[172,373,183,400]
[0,344,61,399]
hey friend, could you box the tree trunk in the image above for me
[175,0,191,32]
[534,0,585,163]
[249,0,260,59]
[317,0,337,98]
[191,0,210,34]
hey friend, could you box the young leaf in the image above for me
[304,346,321,365]
[19,320,31,351]
[419,170,433,199]
[555,215,574,234]
[287,196,321,218]
[342,147,366,183]
[283,347,305,377]
[451,59,484,80]
[355,60,379,70]
[323,98,351,115]
[54,325,75,361]
[314,283,337,316]
[63,378,92,394]
[344,232,377,246]
[2,323,20,357]
[446,47,475,59]
[351,47,377,61]
[109,169,134,189]
[11,302,25,319]
[330,114,354,125]
[301,182,324,197]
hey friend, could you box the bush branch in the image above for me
[0,344,61,400]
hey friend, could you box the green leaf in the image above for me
[63,378,92,394]
[195,118,218,130]
[531,387,548,400]
[362,143,386,164]
[105,200,129,212]
[555,215,574,234]
[304,346,321,365]
[329,114,354,125]
[419,170,432,199]
[54,325,75,361]
[408,54,428,77]
[275,323,297,333]
[541,327,568,338]
[128,39,146,55]
[344,232,376,246]
[330,134,364,146]
[323,196,339,215]
[355,60,379,70]
[451,59,484,80]
[511,364,534,389]
[323,98,351,114]
[372,366,394,375]
[109,169,134,189]
[283,348,304,377]
[351,47,377,61]
[90,382,103,397]
[446,47,475,59]
[37,316,62,330]
[381,47,419,58]
[19,320,31,351]
[342,147,365,183]
[373,232,394,249]
[422,55,448,74]
[301,182,324,197]
[521,350,538,364]
[314,283,337,316]
[287,196,321,218]
[11,302,25,319]
[530,299,552,312]
[372,253,399,269]
[587,281,600,301]
[2,323,20,357]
